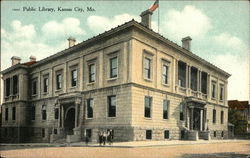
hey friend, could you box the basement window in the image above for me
[164,130,170,139]
[146,130,152,140]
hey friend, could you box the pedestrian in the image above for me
[107,130,111,145]
[98,131,103,146]
[85,135,89,146]
[103,131,107,146]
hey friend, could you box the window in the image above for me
[144,96,152,118]
[211,82,216,99]
[42,128,45,137]
[178,61,186,87]
[110,57,118,78]
[213,109,216,123]
[190,67,198,91]
[5,78,11,97]
[221,131,224,137]
[164,130,170,139]
[54,129,58,134]
[163,100,169,119]
[42,105,47,120]
[213,131,216,137]
[12,107,16,120]
[108,96,116,117]
[219,85,224,101]
[56,73,62,90]
[31,105,36,120]
[162,65,169,84]
[221,111,224,124]
[201,72,207,94]
[71,69,77,87]
[144,58,151,79]
[43,77,49,93]
[146,130,152,139]
[89,64,95,83]
[87,98,93,118]
[5,108,8,121]
[32,80,37,95]
[13,75,18,95]
[86,129,92,138]
[55,108,59,120]
[180,103,184,121]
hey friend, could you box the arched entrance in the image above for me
[64,108,75,135]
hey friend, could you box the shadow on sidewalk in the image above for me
[180,152,250,158]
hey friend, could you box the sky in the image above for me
[1,0,249,101]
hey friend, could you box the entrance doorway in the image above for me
[64,108,75,135]
[193,108,201,130]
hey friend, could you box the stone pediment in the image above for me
[57,92,82,105]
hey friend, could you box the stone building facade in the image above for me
[0,10,230,143]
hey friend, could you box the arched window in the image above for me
[42,105,47,120]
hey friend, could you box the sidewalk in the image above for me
[1,139,249,148]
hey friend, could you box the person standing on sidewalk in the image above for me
[98,130,103,146]
[103,131,107,146]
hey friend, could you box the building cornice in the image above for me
[2,20,230,78]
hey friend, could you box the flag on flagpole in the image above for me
[149,0,159,12]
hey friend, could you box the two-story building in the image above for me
[0,10,230,143]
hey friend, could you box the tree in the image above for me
[228,109,247,135]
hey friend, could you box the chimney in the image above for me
[140,10,153,28]
[29,55,36,62]
[67,37,76,48]
[182,36,192,51]
[11,56,21,66]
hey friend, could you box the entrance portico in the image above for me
[55,92,82,138]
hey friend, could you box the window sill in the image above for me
[162,83,170,87]
[87,82,95,86]
[55,89,62,93]
[107,77,118,81]
[211,97,216,101]
[144,78,152,82]
[69,86,77,89]
[163,118,169,121]
[144,117,152,120]
[107,116,116,119]
[43,92,49,95]
[86,117,93,120]
[32,94,38,97]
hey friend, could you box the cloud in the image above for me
[162,5,212,42]
[2,20,36,41]
[87,13,140,34]
[42,17,85,40]
[1,20,69,70]
[213,33,248,56]
[210,54,249,100]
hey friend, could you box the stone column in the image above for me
[75,103,79,128]
[61,106,64,128]
[173,58,176,92]
[190,107,194,130]
[187,107,190,129]
[185,64,188,89]
[197,69,200,92]
[200,109,203,131]
[188,65,191,89]
[204,108,207,131]
[207,73,210,99]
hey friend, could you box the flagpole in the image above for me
[158,0,160,33]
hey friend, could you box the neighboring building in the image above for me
[0,10,230,143]
[228,100,250,134]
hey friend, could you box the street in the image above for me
[1,141,249,158]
